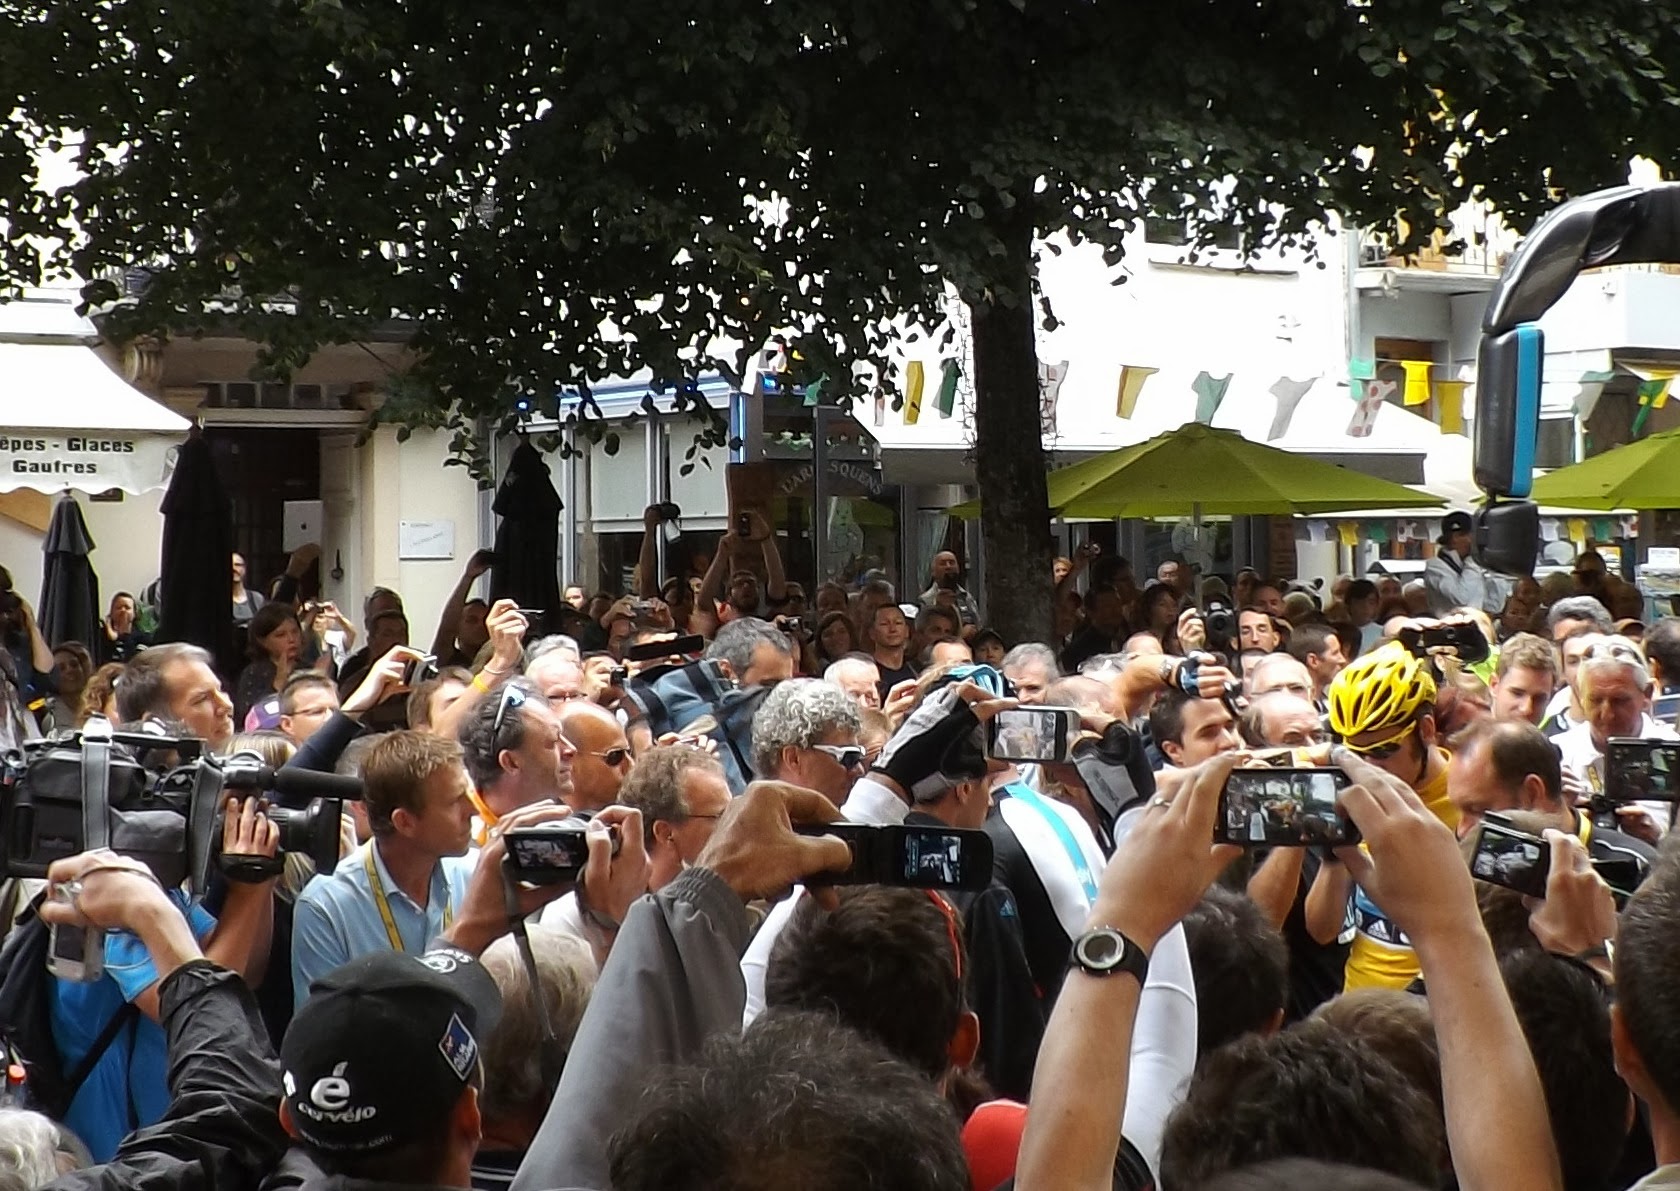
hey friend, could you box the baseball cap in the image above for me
[1437,510,1473,544]
[281,946,503,1155]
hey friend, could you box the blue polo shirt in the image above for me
[50,891,217,1162]
[291,839,472,1008]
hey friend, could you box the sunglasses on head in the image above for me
[810,743,867,771]
[491,683,529,739]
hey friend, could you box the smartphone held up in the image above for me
[986,707,1079,764]
[795,823,993,892]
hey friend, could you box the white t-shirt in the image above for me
[1557,715,1679,830]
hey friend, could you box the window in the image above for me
[1144,216,1241,252]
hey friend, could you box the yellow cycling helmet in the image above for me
[1328,643,1437,739]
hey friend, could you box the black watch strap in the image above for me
[1069,926,1150,984]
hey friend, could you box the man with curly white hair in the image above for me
[749,678,864,806]
[0,1108,89,1188]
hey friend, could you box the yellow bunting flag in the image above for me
[1401,360,1432,406]
[903,360,925,425]
[1434,380,1468,435]
[1567,518,1587,544]
[1116,365,1158,419]
[1337,522,1360,547]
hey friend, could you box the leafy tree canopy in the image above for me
[3,0,1678,635]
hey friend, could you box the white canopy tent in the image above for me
[0,342,190,494]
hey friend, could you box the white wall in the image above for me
[358,426,486,643]
[0,516,44,608]
[81,491,167,599]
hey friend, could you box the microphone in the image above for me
[220,762,364,802]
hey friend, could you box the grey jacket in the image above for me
[510,867,753,1191]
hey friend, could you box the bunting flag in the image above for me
[1594,518,1615,541]
[804,372,828,408]
[1116,364,1158,418]
[1039,359,1070,429]
[1540,518,1560,543]
[935,359,960,418]
[1337,522,1359,547]
[903,360,925,425]
[1576,369,1615,421]
[1266,376,1316,441]
[1347,378,1395,437]
[1348,357,1377,389]
[1192,371,1233,425]
[1638,375,1674,408]
[1434,379,1468,435]
[1567,518,1587,544]
[1367,523,1390,544]
[1401,360,1432,406]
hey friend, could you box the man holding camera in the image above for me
[291,731,476,1006]
[49,795,279,1161]
[1555,637,1678,830]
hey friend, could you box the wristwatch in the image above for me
[1069,926,1150,984]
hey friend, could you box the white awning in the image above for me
[0,342,190,494]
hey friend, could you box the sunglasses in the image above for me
[810,744,867,771]
[587,747,632,767]
[491,683,529,739]
[1341,718,1418,760]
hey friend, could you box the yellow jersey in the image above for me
[1342,751,1459,992]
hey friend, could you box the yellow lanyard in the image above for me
[467,788,500,848]
[363,845,450,952]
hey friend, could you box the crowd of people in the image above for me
[0,502,1676,1191]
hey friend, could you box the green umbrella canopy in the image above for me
[1529,426,1680,511]
[952,423,1442,519]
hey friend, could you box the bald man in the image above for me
[557,700,633,813]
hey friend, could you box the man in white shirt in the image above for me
[1423,510,1510,618]
[1556,637,1678,829]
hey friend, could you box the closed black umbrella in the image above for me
[37,493,101,651]
[489,440,562,631]
[156,431,236,678]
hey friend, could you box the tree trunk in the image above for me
[969,218,1055,647]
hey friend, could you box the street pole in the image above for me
[812,406,829,585]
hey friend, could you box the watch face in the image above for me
[1081,929,1123,967]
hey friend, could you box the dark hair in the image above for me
[361,731,464,837]
[405,665,472,731]
[115,643,213,723]
[1614,839,1680,1117]
[1285,622,1339,665]
[1148,687,1193,749]
[247,601,301,662]
[1452,718,1564,806]
[607,1010,968,1191]
[1196,1159,1428,1191]
[766,888,965,1082]
[279,671,338,717]
[1312,989,1444,1129]
[1346,579,1379,605]
[1501,950,1628,1191]
[913,605,960,637]
[1645,616,1680,681]
[1160,1019,1444,1188]
[1181,887,1288,1061]
[616,745,725,848]
[456,677,535,791]
[916,636,964,670]
[816,611,859,662]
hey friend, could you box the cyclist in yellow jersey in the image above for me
[1329,644,1459,991]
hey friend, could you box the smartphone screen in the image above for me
[1469,820,1550,898]
[890,826,993,892]
[1606,739,1680,803]
[987,707,1076,763]
[1219,768,1358,847]
[47,922,103,983]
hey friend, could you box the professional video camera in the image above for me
[0,718,361,892]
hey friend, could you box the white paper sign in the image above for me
[398,520,455,560]
[1648,547,1680,569]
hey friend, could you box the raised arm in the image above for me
[430,549,494,659]
[1245,847,1306,931]
[1335,748,1562,1191]
[750,510,787,604]
[635,505,662,598]
[696,530,736,618]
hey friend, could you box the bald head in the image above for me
[1250,692,1323,748]
[557,700,631,813]
[1247,654,1312,701]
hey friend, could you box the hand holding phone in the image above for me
[1605,738,1680,803]
[986,706,1079,763]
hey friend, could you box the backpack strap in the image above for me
[80,719,112,853]
[60,1003,139,1112]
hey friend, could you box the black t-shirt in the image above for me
[874,657,918,701]
[1281,849,1351,1023]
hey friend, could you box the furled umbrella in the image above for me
[37,493,101,651]
[155,430,236,679]
[488,440,563,632]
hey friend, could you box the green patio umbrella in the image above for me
[952,423,1442,519]
[1529,426,1680,510]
